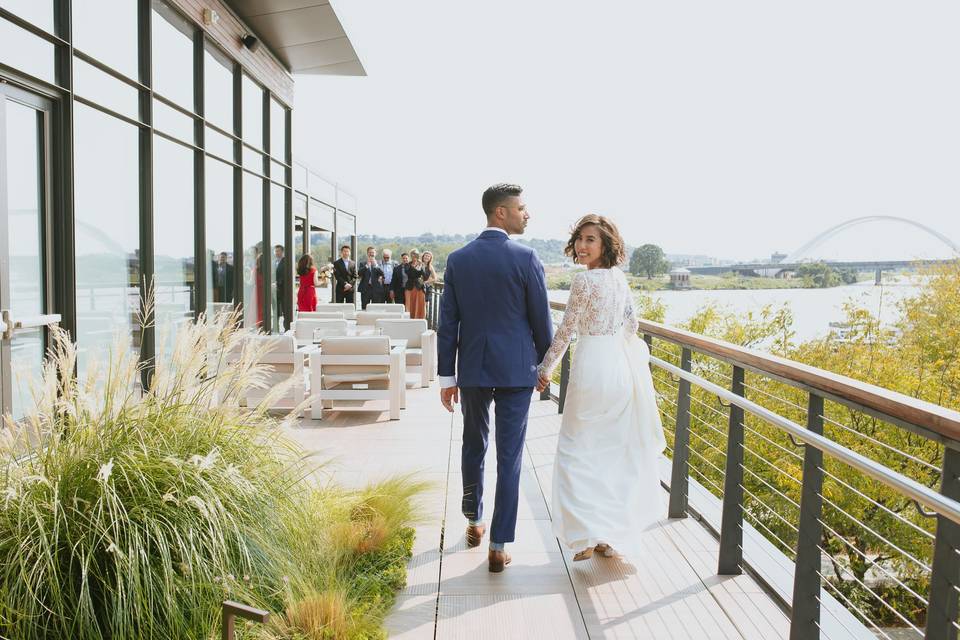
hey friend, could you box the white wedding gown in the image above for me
[539,268,667,553]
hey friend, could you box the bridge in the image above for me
[687,216,958,283]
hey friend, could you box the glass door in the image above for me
[0,83,58,421]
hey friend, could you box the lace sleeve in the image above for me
[538,273,589,378]
[624,288,639,336]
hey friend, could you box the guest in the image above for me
[211,251,234,303]
[404,249,427,320]
[381,249,400,303]
[422,250,438,317]
[333,245,357,304]
[358,246,385,309]
[274,244,287,328]
[296,254,320,312]
[393,252,410,306]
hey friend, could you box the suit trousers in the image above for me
[336,288,354,304]
[460,386,533,544]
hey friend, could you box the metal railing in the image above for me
[547,298,960,640]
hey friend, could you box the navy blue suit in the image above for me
[438,229,553,543]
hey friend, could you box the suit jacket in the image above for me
[211,261,234,301]
[358,261,385,294]
[391,263,408,299]
[333,258,357,295]
[275,256,288,293]
[438,230,553,388]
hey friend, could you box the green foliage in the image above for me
[0,312,427,639]
[630,244,670,279]
[648,265,960,630]
[795,261,861,288]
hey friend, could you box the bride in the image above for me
[537,214,668,560]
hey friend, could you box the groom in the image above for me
[438,183,553,572]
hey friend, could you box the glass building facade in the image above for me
[0,0,357,418]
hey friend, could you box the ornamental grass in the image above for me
[0,309,427,639]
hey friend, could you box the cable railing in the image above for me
[543,298,960,640]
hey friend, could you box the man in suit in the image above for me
[333,245,357,304]
[381,249,400,303]
[212,251,234,303]
[358,246,385,309]
[273,244,287,328]
[437,183,553,572]
[393,252,410,306]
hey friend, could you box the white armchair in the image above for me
[296,311,345,320]
[375,318,436,388]
[310,336,405,420]
[234,334,315,414]
[356,311,407,329]
[314,303,358,320]
[288,319,349,346]
[366,303,407,314]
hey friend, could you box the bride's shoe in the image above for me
[594,543,616,558]
[573,547,594,561]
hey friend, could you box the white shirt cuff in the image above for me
[439,376,457,389]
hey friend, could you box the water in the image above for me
[548,276,923,343]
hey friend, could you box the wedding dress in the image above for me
[538,268,667,552]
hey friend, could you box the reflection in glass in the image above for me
[242,172,264,328]
[204,46,233,132]
[270,98,287,160]
[270,184,287,332]
[154,98,194,144]
[73,0,139,80]
[152,1,194,108]
[153,135,194,359]
[206,157,235,315]
[1,0,54,32]
[73,104,140,376]
[0,17,55,84]
[74,56,140,120]
[242,75,263,150]
[4,101,45,420]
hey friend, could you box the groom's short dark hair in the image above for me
[482,184,523,217]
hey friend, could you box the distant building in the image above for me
[669,267,692,289]
[771,252,788,264]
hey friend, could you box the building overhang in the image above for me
[223,1,366,76]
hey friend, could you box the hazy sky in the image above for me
[293,1,960,262]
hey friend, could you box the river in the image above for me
[548,276,923,343]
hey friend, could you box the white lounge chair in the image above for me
[296,311,345,320]
[314,303,358,320]
[366,303,407,314]
[375,318,436,388]
[356,311,407,329]
[309,336,405,420]
[288,319,349,346]
[237,334,315,414]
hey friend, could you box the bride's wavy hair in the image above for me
[564,214,626,268]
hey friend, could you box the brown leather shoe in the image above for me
[488,549,512,573]
[465,523,486,548]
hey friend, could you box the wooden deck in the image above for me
[287,384,790,640]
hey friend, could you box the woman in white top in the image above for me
[537,214,667,560]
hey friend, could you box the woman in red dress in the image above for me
[297,254,320,312]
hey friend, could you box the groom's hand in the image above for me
[440,386,459,412]
[535,373,550,393]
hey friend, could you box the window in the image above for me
[154,98,194,144]
[310,199,335,231]
[204,45,234,132]
[73,56,140,120]
[308,171,336,205]
[1,0,54,32]
[270,98,287,160]
[73,104,140,375]
[152,1,194,109]
[153,135,195,357]
[206,156,235,313]
[270,183,287,332]
[205,125,234,161]
[337,211,356,237]
[73,0,139,80]
[241,74,263,149]
[0,17,55,83]
[242,172,263,328]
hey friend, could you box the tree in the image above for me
[630,244,669,279]
[796,261,841,288]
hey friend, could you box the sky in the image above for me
[293,1,960,262]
